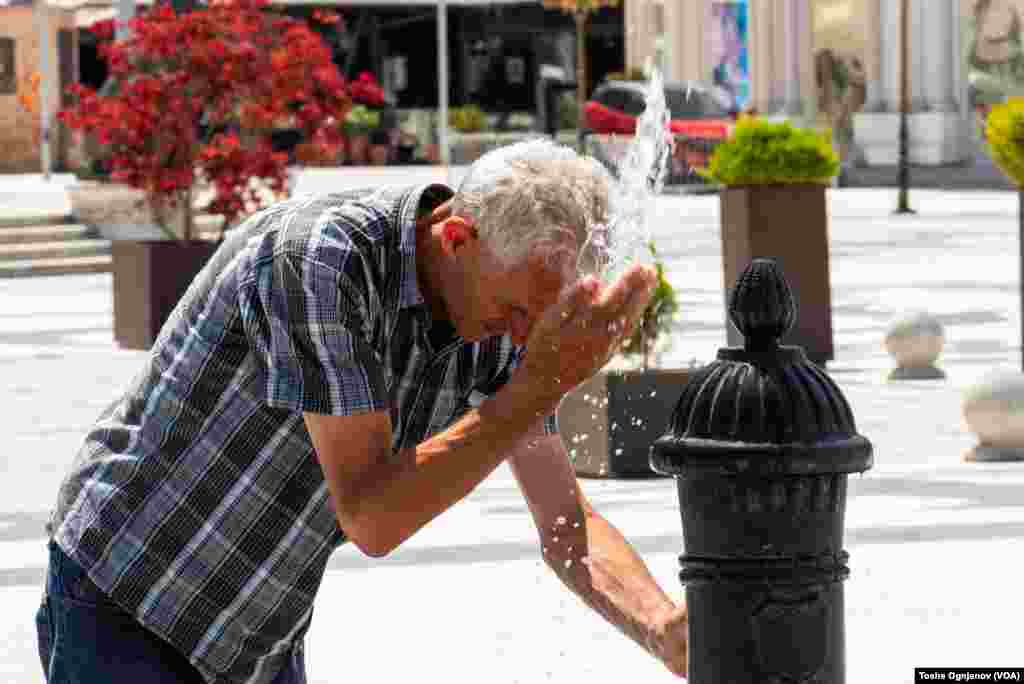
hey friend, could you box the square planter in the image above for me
[112,241,219,350]
[851,111,900,166]
[720,184,834,365]
[558,368,694,478]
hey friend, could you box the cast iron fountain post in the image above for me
[650,259,873,683]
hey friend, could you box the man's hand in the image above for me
[518,263,658,406]
[647,602,688,678]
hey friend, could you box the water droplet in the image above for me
[553,536,559,543]
[555,515,567,526]
[572,522,581,528]
[650,390,657,397]
[564,559,573,569]
[615,448,623,455]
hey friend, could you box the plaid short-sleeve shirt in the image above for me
[50,184,557,684]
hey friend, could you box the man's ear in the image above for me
[442,216,478,253]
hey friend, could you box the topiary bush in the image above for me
[986,98,1024,187]
[450,105,489,133]
[700,116,840,186]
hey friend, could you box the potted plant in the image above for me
[559,245,692,478]
[59,0,350,350]
[699,115,840,365]
[449,105,490,164]
[344,105,379,165]
[986,98,1024,370]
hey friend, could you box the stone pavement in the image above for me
[3,179,1024,682]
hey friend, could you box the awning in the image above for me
[74,5,115,26]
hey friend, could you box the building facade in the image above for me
[0,0,85,172]
[626,0,1009,168]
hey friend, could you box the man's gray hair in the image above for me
[451,138,612,277]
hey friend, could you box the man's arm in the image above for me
[304,365,555,558]
[507,431,688,678]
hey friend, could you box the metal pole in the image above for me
[36,0,52,181]
[895,0,915,214]
[116,0,135,40]
[437,0,450,166]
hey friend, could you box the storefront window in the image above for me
[0,37,15,95]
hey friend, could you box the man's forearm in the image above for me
[546,509,677,656]
[346,373,557,554]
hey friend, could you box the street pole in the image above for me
[437,0,449,166]
[895,0,915,214]
[35,0,52,181]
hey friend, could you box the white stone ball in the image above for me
[963,371,1024,456]
[884,311,944,369]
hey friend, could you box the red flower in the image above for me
[60,0,351,236]
[350,72,386,107]
[88,18,116,41]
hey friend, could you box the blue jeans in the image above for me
[36,541,306,684]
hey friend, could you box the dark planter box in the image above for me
[112,240,219,350]
[558,368,694,478]
[720,184,834,365]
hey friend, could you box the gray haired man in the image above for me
[38,139,688,683]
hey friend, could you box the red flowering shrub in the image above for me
[60,0,351,239]
[349,72,386,108]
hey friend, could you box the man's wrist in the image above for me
[483,368,562,434]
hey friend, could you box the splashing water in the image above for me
[579,62,674,281]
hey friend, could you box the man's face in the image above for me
[463,246,568,346]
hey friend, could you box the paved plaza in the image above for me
[2,173,1024,682]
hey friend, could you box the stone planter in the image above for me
[67,182,187,241]
[884,311,946,380]
[720,184,835,365]
[962,371,1024,462]
[558,368,693,478]
[909,111,966,166]
[852,111,901,166]
[347,134,369,165]
[369,144,390,166]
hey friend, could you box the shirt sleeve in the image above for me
[241,232,387,416]
[471,344,558,435]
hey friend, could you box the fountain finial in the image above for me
[728,258,798,351]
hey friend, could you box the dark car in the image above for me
[582,79,736,182]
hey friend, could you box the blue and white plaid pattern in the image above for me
[51,184,557,684]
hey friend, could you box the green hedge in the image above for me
[987,99,1024,187]
[700,116,840,186]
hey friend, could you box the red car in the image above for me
[583,79,736,179]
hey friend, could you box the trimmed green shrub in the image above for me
[700,116,840,186]
[605,66,646,82]
[449,105,489,133]
[344,105,380,136]
[986,98,1024,187]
